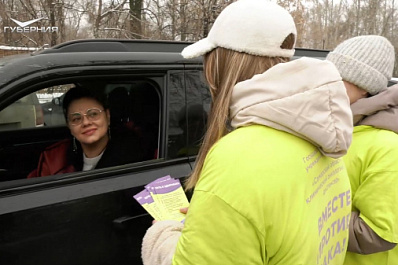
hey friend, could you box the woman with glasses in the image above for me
[27,85,144,178]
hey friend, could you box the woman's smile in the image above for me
[82,128,97,136]
[68,97,110,149]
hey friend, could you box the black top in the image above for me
[68,134,145,171]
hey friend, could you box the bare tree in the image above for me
[46,0,57,46]
[1,0,398,76]
[129,0,143,39]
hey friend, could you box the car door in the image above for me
[0,59,194,265]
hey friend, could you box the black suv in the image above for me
[0,39,329,265]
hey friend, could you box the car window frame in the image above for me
[0,62,191,193]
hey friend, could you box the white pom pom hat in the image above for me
[181,0,297,59]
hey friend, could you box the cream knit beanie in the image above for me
[326,35,395,95]
[181,0,297,59]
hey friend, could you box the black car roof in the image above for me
[0,40,199,89]
[38,39,194,54]
[0,39,330,89]
[37,38,329,56]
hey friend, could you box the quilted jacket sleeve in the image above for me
[141,220,184,265]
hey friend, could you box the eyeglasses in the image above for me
[67,108,104,126]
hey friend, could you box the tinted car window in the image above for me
[181,70,210,157]
[167,71,187,158]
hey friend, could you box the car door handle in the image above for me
[113,214,151,230]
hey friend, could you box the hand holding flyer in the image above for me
[134,175,189,222]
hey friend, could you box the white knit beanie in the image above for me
[326,35,395,95]
[181,0,297,59]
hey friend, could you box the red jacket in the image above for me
[27,139,76,178]
[28,134,146,178]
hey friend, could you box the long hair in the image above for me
[185,33,295,191]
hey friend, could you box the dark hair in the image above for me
[62,85,108,121]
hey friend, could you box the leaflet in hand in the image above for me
[133,175,189,222]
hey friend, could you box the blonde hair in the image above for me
[184,34,295,191]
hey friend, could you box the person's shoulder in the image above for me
[215,125,265,147]
[355,125,398,138]
[209,125,299,160]
[376,128,398,144]
[353,125,398,151]
[217,125,307,148]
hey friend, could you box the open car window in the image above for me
[0,78,161,183]
[0,92,44,130]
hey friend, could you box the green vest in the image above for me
[174,125,351,265]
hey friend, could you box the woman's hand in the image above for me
[180,207,189,214]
